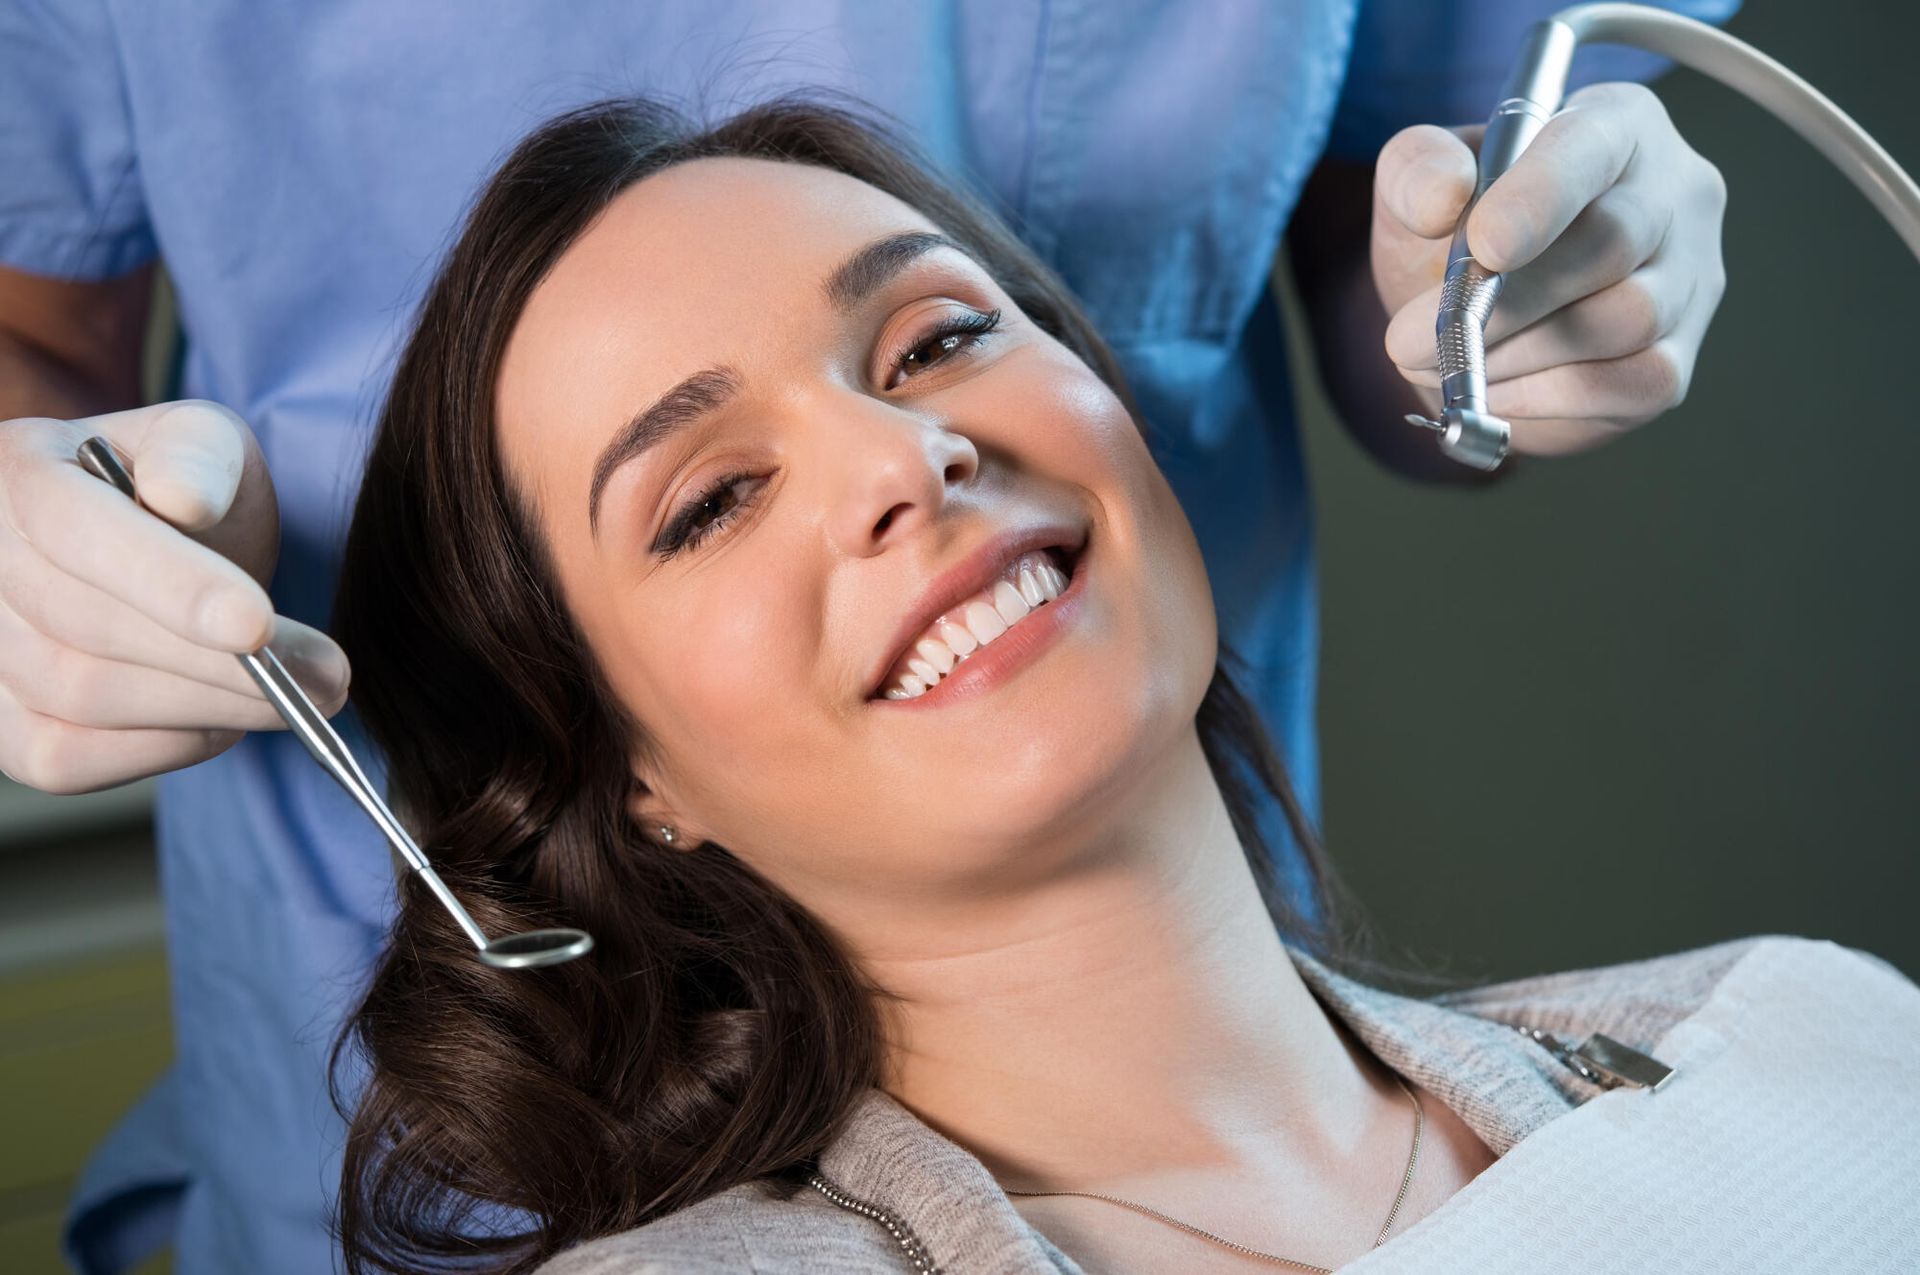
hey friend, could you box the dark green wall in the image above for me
[1290,3,1918,982]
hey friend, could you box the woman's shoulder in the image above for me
[531,1176,923,1274]
[528,1189,741,1274]
[1428,932,1914,1046]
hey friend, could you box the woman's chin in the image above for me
[875,681,1180,862]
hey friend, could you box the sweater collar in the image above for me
[814,940,1579,1272]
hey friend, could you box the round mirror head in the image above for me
[478,927,595,969]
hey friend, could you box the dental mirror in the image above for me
[76,434,595,972]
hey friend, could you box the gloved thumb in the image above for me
[1378,124,1482,240]
[103,400,251,533]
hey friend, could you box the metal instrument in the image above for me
[76,434,593,970]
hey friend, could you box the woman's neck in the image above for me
[852,726,1387,1194]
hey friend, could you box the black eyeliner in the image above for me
[654,468,753,556]
[896,308,1000,374]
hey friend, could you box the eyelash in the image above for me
[885,306,1001,388]
[652,307,1003,558]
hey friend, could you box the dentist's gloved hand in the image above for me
[0,400,350,794]
[1371,80,1729,455]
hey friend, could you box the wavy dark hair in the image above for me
[330,93,1391,1274]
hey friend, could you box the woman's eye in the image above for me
[648,310,1002,560]
[654,470,762,559]
[888,307,1001,388]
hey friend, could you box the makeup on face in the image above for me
[495,156,1206,892]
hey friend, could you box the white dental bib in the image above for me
[1342,938,1920,1272]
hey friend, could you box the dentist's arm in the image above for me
[0,264,349,794]
[0,265,150,421]
[1288,80,1729,476]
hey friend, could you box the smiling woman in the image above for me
[326,90,1920,1275]
[328,94,1353,1274]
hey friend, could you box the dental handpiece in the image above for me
[76,435,594,971]
[1405,2,1920,470]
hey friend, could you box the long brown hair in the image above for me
[331,93,1384,1274]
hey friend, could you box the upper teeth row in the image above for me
[881,550,1069,699]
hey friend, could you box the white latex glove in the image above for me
[1373,81,1729,456]
[0,400,349,794]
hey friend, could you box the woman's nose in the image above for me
[817,394,980,555]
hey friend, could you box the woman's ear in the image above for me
[624,785,702,852]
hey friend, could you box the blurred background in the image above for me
[1,2,1912,1270]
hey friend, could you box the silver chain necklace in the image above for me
[1001,1070,1424,1274]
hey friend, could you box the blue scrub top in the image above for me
[0,2,1732,1270]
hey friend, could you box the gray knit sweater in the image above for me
[533,933,1910,1273]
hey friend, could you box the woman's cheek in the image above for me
[675,579,813,746]
[1022,342,1214,692]
[996,345,1135,452]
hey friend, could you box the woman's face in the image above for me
[496,156,1215,919]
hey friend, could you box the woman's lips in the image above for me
[872,546,1071,695]
[865,523,1086,698]
[868,537,1088,710]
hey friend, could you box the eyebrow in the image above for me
[586,229,971,538]
[823,230,963,312]
[587,366,739,538]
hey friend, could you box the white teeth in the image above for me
[915,636,956,674]
[992,579,1031,625]
[879,547,1077,699]
[936,617,978,657]
[963,599,1008,644]
[1017,563,1047,608]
